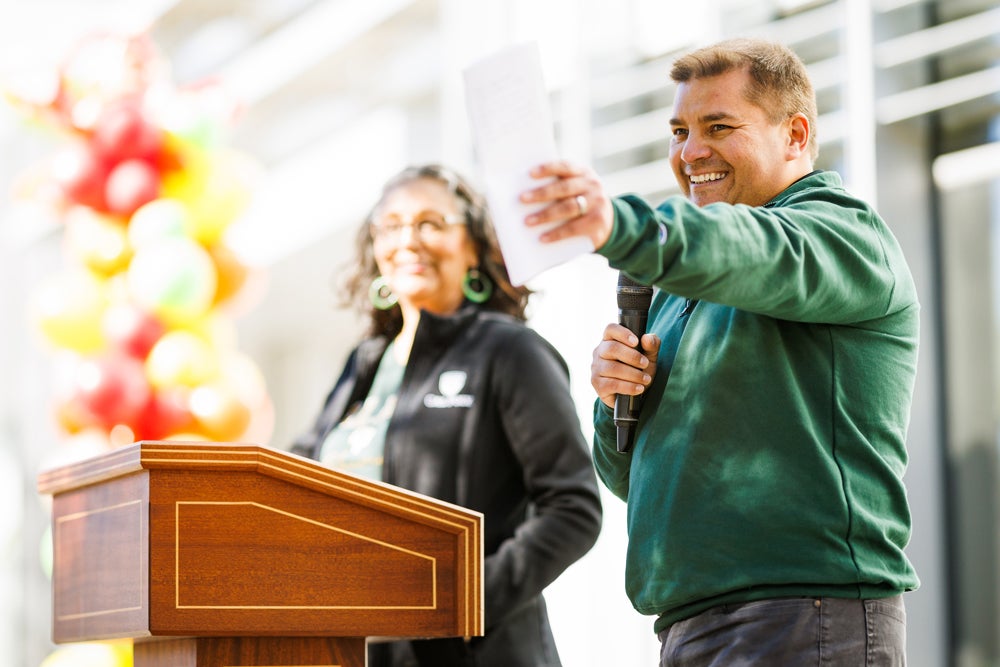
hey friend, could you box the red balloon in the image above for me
[51,143,110,210]
[105,159,160,215]
[92,101,163,163]
[134,388,194,440]
[73,354,151,428]
[102,303,166,359]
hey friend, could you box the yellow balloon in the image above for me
[184,152,256,245]
[64,207,132,276]
[177,312,237,351]
[31,270,107,353]
[145,330,220,388]
[110,639,133,667]
[160,432,213,442]
[158,144,254,243]
[40,641,127,667]
[159,136,210,203]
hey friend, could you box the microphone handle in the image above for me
[614,309,648,453]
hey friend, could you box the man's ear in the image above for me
[786,113,810,160]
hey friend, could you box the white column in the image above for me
[842,0,878,205]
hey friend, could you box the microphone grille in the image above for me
[617,273,653,309]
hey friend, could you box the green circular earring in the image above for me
[462,268,493,304]
[369,276,398,310]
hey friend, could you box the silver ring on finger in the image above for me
[575,194,588,216]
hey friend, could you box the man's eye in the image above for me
[671,127,688,138]
[710,124,731,133]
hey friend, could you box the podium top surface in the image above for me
[38,440,483,527]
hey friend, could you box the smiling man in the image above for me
[521,38,919,666]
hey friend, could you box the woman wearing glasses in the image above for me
[292,164,602,667]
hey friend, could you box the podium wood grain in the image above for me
[132,636,366,667]
[38,441,483,667]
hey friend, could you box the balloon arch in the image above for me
[6,31,275,667]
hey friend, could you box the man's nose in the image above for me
[680,134,711,163]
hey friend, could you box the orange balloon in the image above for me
[53,393,98,434]
[188,383,252,441]
[207,242,249,306]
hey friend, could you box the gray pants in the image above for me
[658,596,906,666]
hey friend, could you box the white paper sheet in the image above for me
[463,42,593,286]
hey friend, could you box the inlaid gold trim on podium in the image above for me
[54,499,145,621]
[39,441,483,667]
[174,501,438,611]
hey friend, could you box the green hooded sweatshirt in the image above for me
[593,170,920,632]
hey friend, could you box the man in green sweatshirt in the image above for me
[521,38,918,665]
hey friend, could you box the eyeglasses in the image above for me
[370,211,466,243]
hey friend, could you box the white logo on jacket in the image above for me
[424,370,474,408]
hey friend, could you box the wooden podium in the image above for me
[37,441,484,667]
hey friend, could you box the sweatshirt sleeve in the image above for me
[602,189,906,324]
[591,400,631,501]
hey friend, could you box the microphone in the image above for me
[614,272,653,453]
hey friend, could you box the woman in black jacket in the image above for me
[293,164,602,667]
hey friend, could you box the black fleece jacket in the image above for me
[293,305,602,666]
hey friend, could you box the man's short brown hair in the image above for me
[670,38,819,160]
